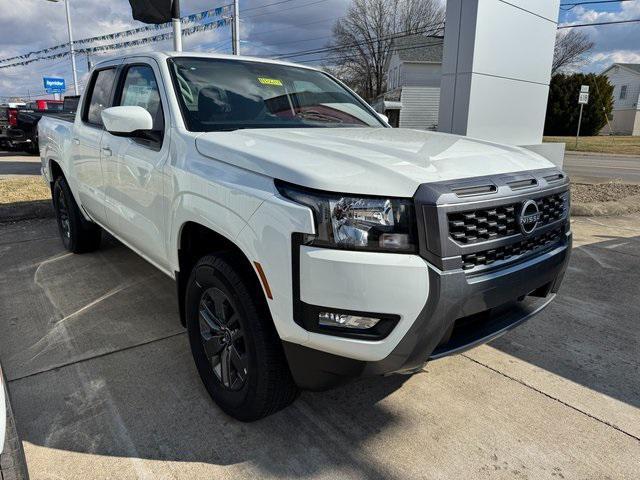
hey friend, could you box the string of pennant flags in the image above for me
[0,4,233,66]
[0,17,232,70]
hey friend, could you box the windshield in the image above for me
[168,57,384,132]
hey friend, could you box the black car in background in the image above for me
[0,96,79,153]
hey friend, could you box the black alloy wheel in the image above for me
[56,186,72,245]
[186,254,299,421]
[52,176,102,253]
[198,287,248,391]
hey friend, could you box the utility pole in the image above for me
[232,0,240,55]
[47,0,79,95]
[172,0,182,52]
[64,0,79,95]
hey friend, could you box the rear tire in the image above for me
[186,254,299,421]
[53,176,102,253]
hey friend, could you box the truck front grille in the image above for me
[414,169,571,272]
[448,192,566,245]
[461,227,564,270]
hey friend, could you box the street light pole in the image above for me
[232,0,240,55]
[47,0,79,95]
[63,0,79,94]
[172,0,182,52]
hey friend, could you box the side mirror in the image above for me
[377,112,389,124]
[101,106,153,135]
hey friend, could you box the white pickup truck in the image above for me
[39,52,571,421]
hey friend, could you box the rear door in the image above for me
[101,60,170,269]
[71,66,118,224]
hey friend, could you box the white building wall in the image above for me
[604,66,640,110]
[399,87,440,130]
[387,53,401,90]
[402,63,442,88]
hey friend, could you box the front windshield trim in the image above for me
[166,56,387,132]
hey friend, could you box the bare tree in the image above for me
[552,29,594,75]
[326,0,444,101]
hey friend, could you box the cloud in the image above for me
[0,0,349,98]
[560,1,640,73]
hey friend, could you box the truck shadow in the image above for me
[488,234,640,409]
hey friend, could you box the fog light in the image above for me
[318,312,381,329]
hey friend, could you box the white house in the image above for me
[373,35,443,129]
[602,63,640,136]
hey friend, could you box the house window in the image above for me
[620,85,627,100]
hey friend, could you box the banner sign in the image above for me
[0,17,231,70]
[43,77,66,93]
[0,5,231,65]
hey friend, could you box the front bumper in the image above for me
[284,229,571,391]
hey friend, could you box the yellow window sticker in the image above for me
[258,77,283,86]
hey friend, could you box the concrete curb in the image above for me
[0,200,53,223]
[571,195,640,217]
[565,151,640,159]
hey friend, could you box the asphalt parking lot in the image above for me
[0,213,638,479]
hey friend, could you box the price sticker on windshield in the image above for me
[258,77,283,86]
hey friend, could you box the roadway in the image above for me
[562,152,640,184]
[1,151,638,183]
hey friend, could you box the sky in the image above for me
[0,0,638,100]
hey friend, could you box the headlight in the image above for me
[276,180,418,253]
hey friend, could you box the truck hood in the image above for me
[195,128,555,197]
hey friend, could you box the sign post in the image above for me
[576,85,589,148]
[43,77,66,96]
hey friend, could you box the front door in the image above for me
[102,62,170,269]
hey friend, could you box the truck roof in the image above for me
[94,51,321,72]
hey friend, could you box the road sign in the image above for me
[580,85,589,93]
[43,77,66,94]
[578,92,589,104]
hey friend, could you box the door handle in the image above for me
[102,146,112,157]
[72,138,80,145]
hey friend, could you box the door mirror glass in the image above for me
[101,106,153,135]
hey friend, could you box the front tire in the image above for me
[52,176,102,253]
[186,254,298,421]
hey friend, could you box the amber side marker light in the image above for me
[253,262,273,300]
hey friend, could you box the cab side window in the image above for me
[119,65,164,137]
[85,68,117,126]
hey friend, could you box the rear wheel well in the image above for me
[176,222,265,326]
[48,160,64,191]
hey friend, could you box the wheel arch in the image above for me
[175,221,269,327]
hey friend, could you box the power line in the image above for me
[274,22,444,60]
[558,18,640,28]
[560,0,633,10]
[241,0,330,20]
[295,40,444,65]
[242,0,299,12]
[248,15,342,38]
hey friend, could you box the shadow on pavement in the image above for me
[489,234,640,408]
[1,219,638,478]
